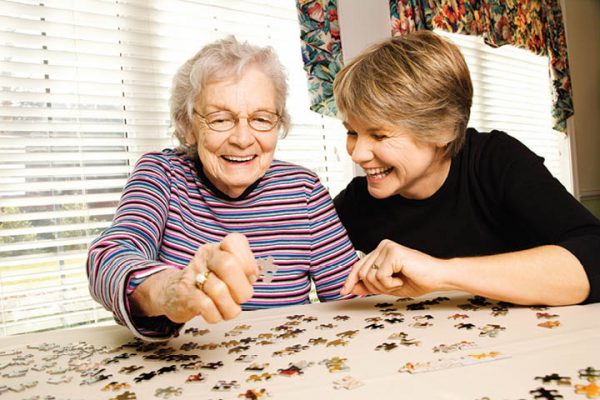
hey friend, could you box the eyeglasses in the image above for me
[194,110,280,132]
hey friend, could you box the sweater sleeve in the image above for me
[86,153,183,340]
[487,132,600,304]
[307,177,359,302]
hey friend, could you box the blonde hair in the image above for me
[170,36,290,159]
[333,30,472,158]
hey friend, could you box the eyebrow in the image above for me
[203,106,278,115]
[342,122,384,133]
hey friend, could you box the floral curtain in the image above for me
[297,0,343,118]
[296,0,573,132]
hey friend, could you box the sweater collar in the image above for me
[193,158,261,201]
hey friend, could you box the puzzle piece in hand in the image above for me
[257,257,277,283]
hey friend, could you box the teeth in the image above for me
[223,155,255,162]
[364,166,392,176]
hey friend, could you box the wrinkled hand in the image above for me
[340,239,447,298]
[156,233,259,324]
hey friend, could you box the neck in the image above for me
[401,157,452,200]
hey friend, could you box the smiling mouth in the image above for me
[222,155,256,163]
[364,166,393,178]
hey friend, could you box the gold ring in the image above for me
[371,264,379,271]
[195,271,211,290]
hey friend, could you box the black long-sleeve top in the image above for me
[334,129,600,303]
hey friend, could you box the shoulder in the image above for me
[465,128,542,164]
[462,128,545,180]
[334,177,368,210]
[134,149,195,175]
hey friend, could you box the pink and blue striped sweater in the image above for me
[87,150,358,339]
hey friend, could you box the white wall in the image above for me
[561,0,600,208]
[338,0,390,63]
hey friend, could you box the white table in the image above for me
[1,292,598,399]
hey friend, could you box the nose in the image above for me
[349,135,372,164]
[229,117,255,148]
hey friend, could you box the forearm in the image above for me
[441,245,590,306]
[129,268,178,317]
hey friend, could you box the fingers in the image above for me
[341,258,365,295]
[190,285,224,324]
[219,232,260,279]
[376,258,405,290]
[185,233,258,323]
[360,256,385,294]
[205,249,254,304]
[185,270,243,323]
[350,241,406,295]
[200,272,242,321]
[350,281,374,296]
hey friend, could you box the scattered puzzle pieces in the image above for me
[530,387,564,399]
[535,373,571,385]
[155,386,182,399]
[333,375,363,390]
[538,321,561,329]
[575,382,600,398]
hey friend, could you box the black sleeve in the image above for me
[486,132,600,303]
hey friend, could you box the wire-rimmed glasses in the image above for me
[195,110,280,132]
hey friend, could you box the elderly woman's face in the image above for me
[188,66,279,198]
[344,114,450,200]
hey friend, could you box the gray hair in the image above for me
[170,36,291,158]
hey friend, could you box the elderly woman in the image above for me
[87,37,357,340]
[335,31,600,305]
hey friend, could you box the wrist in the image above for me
[437,257,464,292]
[130,269,173,317]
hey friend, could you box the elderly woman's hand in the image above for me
[131,233,259,324]
[340,239,449,298]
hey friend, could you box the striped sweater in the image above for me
[87,150,358,339]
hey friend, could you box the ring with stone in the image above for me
[195,271,212,290]
[371,263,380,271]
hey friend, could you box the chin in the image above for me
[367,186,390,199]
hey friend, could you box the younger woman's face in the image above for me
[344,114,451,200]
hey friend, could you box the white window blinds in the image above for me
[0,0,352,336]
[437,30,572,190]
[0,1,569,337]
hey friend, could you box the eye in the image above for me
[371,133,388,141]
[253,116,271,123]
[346,130,357,137]
[211,117,230,124]
[206,112,234,125]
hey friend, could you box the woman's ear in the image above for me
[184,129,197,146]
[177,111,197,145]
